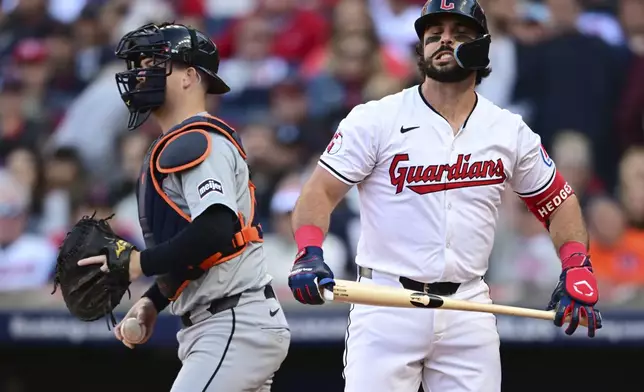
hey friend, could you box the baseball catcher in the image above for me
[52,22,290,391]
[51,213,137,328]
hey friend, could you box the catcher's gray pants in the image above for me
[171,285,290,392]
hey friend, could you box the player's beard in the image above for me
[421,46,474,83]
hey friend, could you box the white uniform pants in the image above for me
[342,270,501,392]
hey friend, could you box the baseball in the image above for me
[121,318,146,343]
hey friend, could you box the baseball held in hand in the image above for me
[122,318,146,343]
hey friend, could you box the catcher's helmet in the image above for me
[114,22,230,130]
[414,0,491,71]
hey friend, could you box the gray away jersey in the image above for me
[161,132,271,316]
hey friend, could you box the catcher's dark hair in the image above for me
[48,146,89,207]
[414,42,491,85]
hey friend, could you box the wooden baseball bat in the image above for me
[321,279,589,327]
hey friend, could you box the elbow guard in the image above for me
[518,171,575,226]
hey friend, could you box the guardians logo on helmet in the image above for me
[414,0,492,85]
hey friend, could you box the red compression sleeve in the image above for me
[294,225,325,249]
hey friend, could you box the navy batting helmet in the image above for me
[414,0,491,71]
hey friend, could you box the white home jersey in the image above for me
[319,85,556,283]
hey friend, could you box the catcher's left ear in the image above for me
[156,129,212,174]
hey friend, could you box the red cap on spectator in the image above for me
[13,39,48,63]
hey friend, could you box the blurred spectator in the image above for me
[0,169,57,292]
[44,24,85,117]
[331,0,376,37]
[216,13,290,121]
[217,0,330,64]
[476,0,521,111]
[10,38,52,121]
[72,4,115,85]
[262,173,348,291]
[201,0,257,20]
[111,131,155,249]
[98,0,130,44]
[510,0,550,46]
[0,0,63,58]
[586,196,644,304]
[576,0,625,46]
[616,146,644,230]
[268,77,339,159]
[46,60,130,176]
[44,147,86,202]
[614,0,644,154]
[368,0,423,61]
[4,146,45,231]
[47,0,175,177]
[39,147,87,237]
[514,0,629,189]
[550,130,604,208]
[2,0,89,24]
[305,31,401,118]
[240,122,303,226]
[0,76,45,159]
[300,0,411,84]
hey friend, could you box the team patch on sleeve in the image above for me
[325,131,343,155]
[539,144,554,167]
[198,178,223,199]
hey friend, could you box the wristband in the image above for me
[559,241,587,269]
[142,283,170,313]
[294,225,325,249]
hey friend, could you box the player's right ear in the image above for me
[181,67,198,90]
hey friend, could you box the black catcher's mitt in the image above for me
[51,213,136,328]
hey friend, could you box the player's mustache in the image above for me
[432,46,454,59]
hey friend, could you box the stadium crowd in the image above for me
[0,0,643,309]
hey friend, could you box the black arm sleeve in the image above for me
[142,282,170,313]
[139,204,237,277]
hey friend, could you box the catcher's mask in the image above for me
[114,23,230,130]
[415,0,491,71]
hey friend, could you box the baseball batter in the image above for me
[287,1,602,391]
[78,23,290,391]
